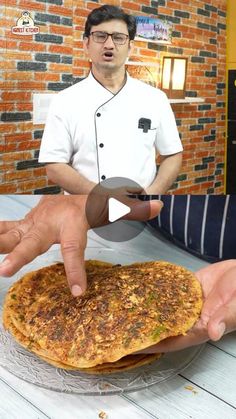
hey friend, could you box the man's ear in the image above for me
[83,37,89,55]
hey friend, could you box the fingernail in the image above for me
[0,259,11,274]
[153,199,164,208]
[218,322,226,339]
[71,285,83,297]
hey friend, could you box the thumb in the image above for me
[125,199,163,221]
[199,266,236,322]
[207,292,236,341]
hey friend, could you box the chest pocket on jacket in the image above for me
[137,125,157,150]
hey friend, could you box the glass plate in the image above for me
[0,247,205,395]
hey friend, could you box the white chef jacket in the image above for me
[38,72,183,189]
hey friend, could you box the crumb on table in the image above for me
[98,411,108,419]
[184,385,198,395]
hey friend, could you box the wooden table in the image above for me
[0,196,235,419]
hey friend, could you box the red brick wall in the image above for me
[0,0,226,194]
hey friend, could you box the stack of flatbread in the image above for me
[3,260,202,374]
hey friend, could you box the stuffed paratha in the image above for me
[3,309,162,373]
[3,260,202,370]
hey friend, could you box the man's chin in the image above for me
[100,62,116,69]
[93,62,125,74]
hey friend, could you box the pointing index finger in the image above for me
[60,220,88,297]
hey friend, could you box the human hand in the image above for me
[0,195,163,296]
[136,260,236,353]
[0,196,89,297]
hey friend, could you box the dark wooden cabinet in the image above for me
[228,70,236,120]
[226,70,236,194]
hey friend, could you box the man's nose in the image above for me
[103,34,115,47]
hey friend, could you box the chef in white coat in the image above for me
[38,4,183,194]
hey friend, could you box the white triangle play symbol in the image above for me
[108,198,131,223]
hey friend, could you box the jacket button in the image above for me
[99,143,104,148]
[101,175,106,180]
[97,112,101,117]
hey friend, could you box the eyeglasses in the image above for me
[90,31,129,45]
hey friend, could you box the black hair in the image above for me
[84,4,136,40]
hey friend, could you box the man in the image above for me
[38,4,183,194]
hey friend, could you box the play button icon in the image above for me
[85,177,150,242]
[108,198,131,222]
